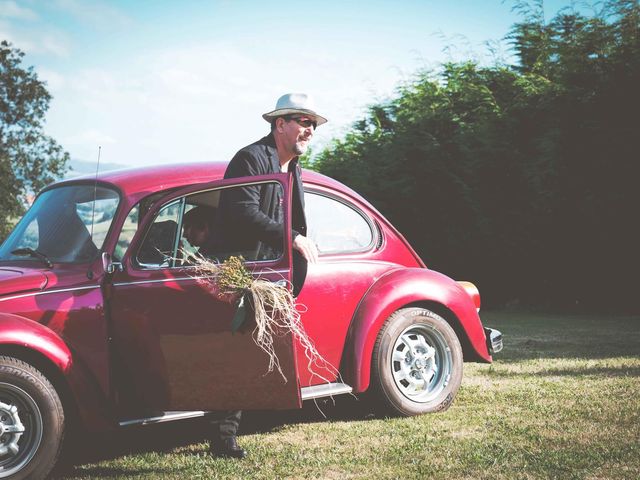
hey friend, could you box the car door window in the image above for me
[134,181,286,269]
[180,181,285,263]
[305,191,374,254]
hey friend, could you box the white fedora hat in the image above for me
[262,93,328,126]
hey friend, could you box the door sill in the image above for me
[119,410,206,427]
[118,383,354,426]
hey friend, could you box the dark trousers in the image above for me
[206,410,242,441]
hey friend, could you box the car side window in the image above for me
[136,200,181,267]
[114,191,173,262]
[133,181,286,269]
[114,204,139,261]
[305,191,374,254]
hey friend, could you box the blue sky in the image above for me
[1,0,578,169]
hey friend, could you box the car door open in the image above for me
[107,173,301,417]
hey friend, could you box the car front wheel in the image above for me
[0,356,65,480]
[371,307,463,416]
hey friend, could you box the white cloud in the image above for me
[40,33,70,57]
[65,129,117,146]
[0,19,30,48]
[59,129,117,162]
[53,0,131,29]
[36,67,66,92]
[0,18,70,57]
[45,40,416,167]
[0,0,38,21]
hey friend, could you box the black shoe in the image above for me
[210,436,247,459]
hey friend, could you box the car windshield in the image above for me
[0,184,120,264]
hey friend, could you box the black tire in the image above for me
[0,356,65,480]
[371,307,463,416]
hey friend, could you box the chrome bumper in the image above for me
[484,327,503,354]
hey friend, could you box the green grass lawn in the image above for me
[56,312,640,479]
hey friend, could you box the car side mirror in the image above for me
[102,252,123,274]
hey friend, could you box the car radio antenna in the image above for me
[89,145,101,243]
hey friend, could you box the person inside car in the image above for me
[182,206,213,251]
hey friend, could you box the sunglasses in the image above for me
[287,116,317,129]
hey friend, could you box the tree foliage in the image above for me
[313,1,639,311]
[0,41,69,238]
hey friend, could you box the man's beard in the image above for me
[294,140,308,156]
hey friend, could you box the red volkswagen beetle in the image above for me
[0,163,501,479]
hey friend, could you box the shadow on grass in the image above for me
[480,364,640,378]
[495,338,640,362]
[483,311,640,361]
[53,395,375,479]
[57,466,174,479]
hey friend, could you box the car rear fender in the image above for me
[343,268,491,393]
[0,312,113,431]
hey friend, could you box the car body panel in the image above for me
[343,267,492,392]
[0,267,49,296]
[0,265,110,397]
[296,260,397,385]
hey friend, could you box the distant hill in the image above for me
[65,159,128,179]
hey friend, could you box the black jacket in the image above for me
[215,133,308,294]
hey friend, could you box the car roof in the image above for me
[54,161,372,208]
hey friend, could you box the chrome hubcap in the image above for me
[391,325,452,403]
[0,401,26,456]
[0,383,43,476]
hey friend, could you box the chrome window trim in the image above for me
[114,276,206,287]
[113,269,289,288]
[172,198,187,268]
[0,285,99,303]
[134,198,182,269]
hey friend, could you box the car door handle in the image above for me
[274,279,288,288]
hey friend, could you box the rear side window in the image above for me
[305,192,374,254]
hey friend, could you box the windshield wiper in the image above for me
[11,247,53,268]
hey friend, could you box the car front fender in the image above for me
[0,312,113,431]
[0,312,72,369]
[343,268,491,393]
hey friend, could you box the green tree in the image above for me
[313,0,639,311]
[0,41,69,239]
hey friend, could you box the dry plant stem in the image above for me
[250,280,339,384]
[186,253,338,383]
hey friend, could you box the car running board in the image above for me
[119,383,354,427]
[119,411,206,427]
[300,382,352,401]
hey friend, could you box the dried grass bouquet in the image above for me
[187,253,337,383]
